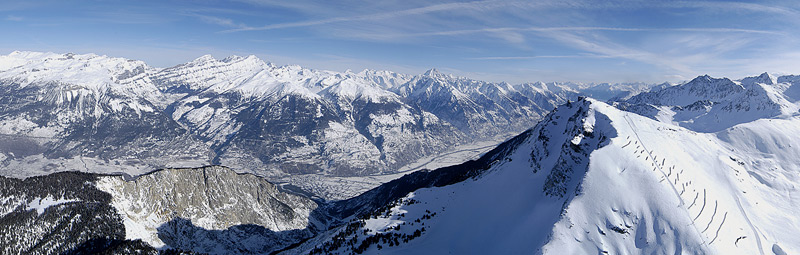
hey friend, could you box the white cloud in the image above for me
[187,13,246,28]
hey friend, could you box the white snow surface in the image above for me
[25,196,78,215]
[95,176,166,247]
[153,54,410,101]
[300,98,799,254]
[0,51,164,119]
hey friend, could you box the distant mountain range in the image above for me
[0,51,590,182]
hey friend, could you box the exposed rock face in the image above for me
[97,165,323,252]
[0,172,157,255]
[0,166,328,254]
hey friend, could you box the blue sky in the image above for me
[1,0,798,84]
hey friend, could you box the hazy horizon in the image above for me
[1,0,799,84]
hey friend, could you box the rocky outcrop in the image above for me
[97,165,323,253]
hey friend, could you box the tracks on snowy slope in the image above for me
[621,114,710,248]
[621,113,764,254]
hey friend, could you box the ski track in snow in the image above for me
[622,113,711,247]
[731,189,765,254]
[622,112,769,254]
[623,114,685,205]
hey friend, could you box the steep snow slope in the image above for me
[295,98,799,254]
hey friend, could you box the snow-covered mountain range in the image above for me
[0,51,580,186]
[618,72,800,132]
[1,66,799,254]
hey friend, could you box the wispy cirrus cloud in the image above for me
[186,13,247,28]
[224,0,800,33]
[223,0,531,32]
[542,31,694,74]
[5,15,23,21]
[466,54,643,60]
[665,1,800,17]
[534,28,787,80]
[348,26,782,41]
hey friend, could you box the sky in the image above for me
[0,0,799,84]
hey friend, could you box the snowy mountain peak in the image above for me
[516,81,550,92]
[191,54,216,63]
[184,53,269,69]
[684,74,741,89]
[758,72,775,84]
[356,69,413,89]
[423,68,440,76]
[420,68,460,81]
[626,74,743,107]
[222,54,258,62]
[741,72,776,85]
[321,76,398,102]
[0,51,153,91]
[694,74,713,82]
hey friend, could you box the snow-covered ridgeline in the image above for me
[292,98,799,254]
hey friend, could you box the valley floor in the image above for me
[277,136,511,200]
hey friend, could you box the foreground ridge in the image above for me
[291,98,798,254]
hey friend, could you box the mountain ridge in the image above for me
[618,72,800,132]
[0,51,578,200]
